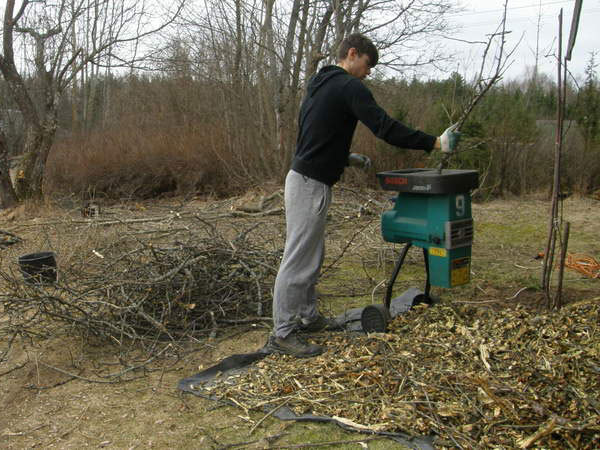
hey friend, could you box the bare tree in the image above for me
[0,0,184,201]
[177,0,458,179]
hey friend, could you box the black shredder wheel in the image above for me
[361,304,391,333]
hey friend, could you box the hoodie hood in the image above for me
[307,65,348,97]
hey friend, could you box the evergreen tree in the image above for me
[574,53,600,192]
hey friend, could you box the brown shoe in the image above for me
[299,313,340,333]
[267,333,324,358]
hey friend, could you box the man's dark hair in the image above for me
[337,33,379,67]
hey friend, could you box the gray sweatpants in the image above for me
[272,170,332,338]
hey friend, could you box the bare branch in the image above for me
[13,0,30,24]
[437,0,519,172]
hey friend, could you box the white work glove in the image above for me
[440,123,461,153]
[348,153,371,171]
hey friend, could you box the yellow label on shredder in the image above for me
[451,258,471,286]
[429,247,447,257]
[451,266,470,286]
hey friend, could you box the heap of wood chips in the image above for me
[202,300,599,448]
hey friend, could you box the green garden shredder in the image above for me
[361,168,479,332]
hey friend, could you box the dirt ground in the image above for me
[1,189,598,449]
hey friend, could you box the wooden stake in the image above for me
[542,9,564,306]
[554,221,570,308]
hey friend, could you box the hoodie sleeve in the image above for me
[346,79,436,152]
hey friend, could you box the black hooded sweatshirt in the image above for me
[291,65,437,186]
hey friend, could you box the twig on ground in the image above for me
[269,435,388,449]
[1,423,48,438]
[216,432,289,449]
[249,398,291,434]
[38,361,143,384]
[0,360,28,377]
[57,405,90,441]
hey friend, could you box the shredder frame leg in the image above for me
[384,243,412,310]
[423,247,431,298]
[384,244,432,310]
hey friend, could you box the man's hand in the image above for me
[348,153,371,171]
[440,123,461,153]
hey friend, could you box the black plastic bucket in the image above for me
[18,251,57,285]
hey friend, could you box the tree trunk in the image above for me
[0,130,18,208]
[306,4,333,78]
[14,122,56,199]
[256,0,277,171]
[274,0,302,174]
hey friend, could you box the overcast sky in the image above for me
[445,0,598,83]
[0,0,596,84]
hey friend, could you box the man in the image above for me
[268,33,460,358]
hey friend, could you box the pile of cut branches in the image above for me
[202,300,600,448]
[0,187,384,362]
[0,221,280,352]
